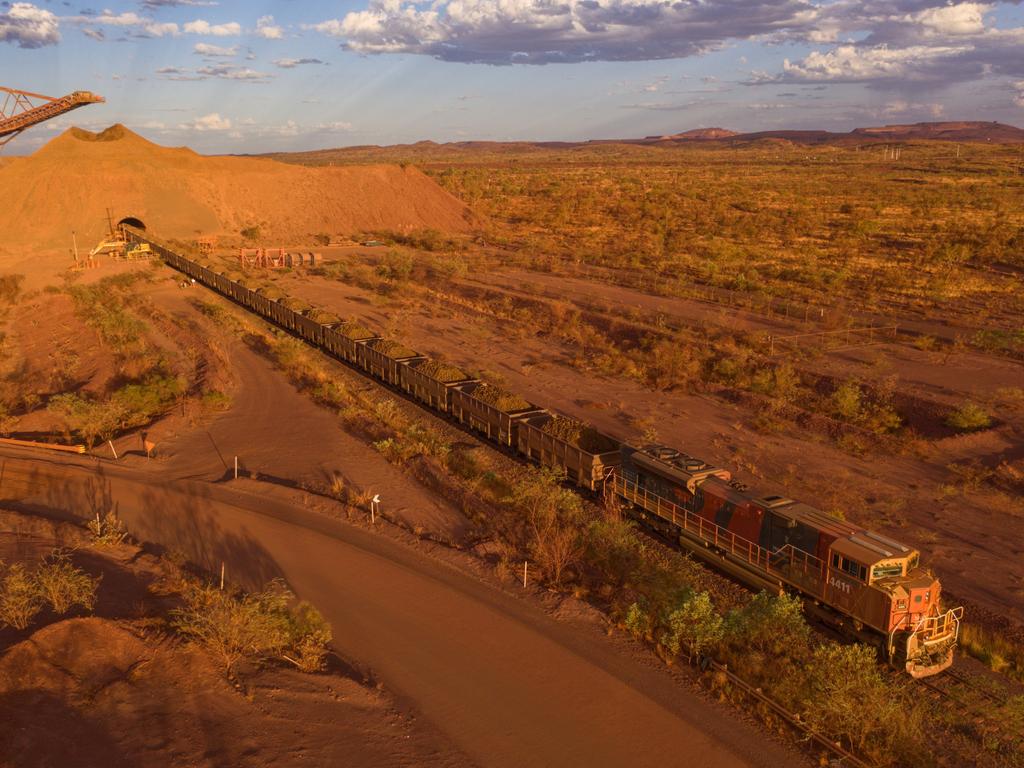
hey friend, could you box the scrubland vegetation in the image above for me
[0,552,98,631]
[0,513,333,685]
[427,144,1024,323]
[172,579,332,675]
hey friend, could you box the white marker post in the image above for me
[220,562,225,590]
[371,494,381,524]
[108,440,118,460]
[234,456,238,480]
[523,561,528,588]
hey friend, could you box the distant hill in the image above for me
[648,121,1024,145]
[643,128,738,141]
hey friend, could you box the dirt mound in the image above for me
[0,617,464,768]
[0,125,477,249]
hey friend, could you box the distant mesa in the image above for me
[0,124,477,251]
[650,128,739,141]
[641,121,1024,145]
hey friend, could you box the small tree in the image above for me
[511,469,586,587]
[0,563,43,630]
[800,643,918,760]
[624,602,652,642]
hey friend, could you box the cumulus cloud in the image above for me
[195,64,270,80]
[313,0,817,64]
[157,63,270,81]
[256,15,283,39]
[180,112,232,131]
[1014,81,1024,107]
[183,19,241,36]
[756,0,1024,103]
[194,42,237,56]
[781,43,974,82]
[67,10,180,37]
[309,0,1024,112]
[141,1,218,7]
[273,57,326,69]
[0,2,60,48]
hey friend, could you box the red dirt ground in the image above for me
[0,520,470,768]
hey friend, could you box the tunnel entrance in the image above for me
[117,216,146,231]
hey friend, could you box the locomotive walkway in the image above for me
[0,447,803,768]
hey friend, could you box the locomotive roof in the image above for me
[710,474,918,566]
[629,445,732,487]
[627,443,919,567]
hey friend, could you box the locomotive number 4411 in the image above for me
[828,575,853,594]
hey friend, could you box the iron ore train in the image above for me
[126,226,963,677]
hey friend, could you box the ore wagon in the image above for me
[450,382,546,447]
[323,321,378,364]
[399,358,477,413]
[515,413,620,491]
[360,338,423,386]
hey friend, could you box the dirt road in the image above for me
[0,452,801,768]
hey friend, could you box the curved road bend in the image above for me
[0,452,803,768]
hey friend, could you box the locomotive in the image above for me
[616,445,961,677]
[126,226,962,677]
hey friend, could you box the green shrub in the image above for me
[0,563,43,630]
[800,643,921,760]
[725,591,808,657]
[832,381,862,422]
[624,602,652,641]
[376,249,415,282]
[241,226,260,241]
[664,592,724,657]
[88,511,129,546]
[34,554,99,614]
[172,579,332,675]
[946,402,992,431]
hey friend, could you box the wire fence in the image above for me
[767,325,900,356]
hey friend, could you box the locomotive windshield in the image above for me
[871,561,905,580]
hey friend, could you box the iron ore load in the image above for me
[125,225,963,678]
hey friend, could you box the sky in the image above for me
[2,0,1023,153]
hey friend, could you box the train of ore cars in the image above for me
[126,225,963,678]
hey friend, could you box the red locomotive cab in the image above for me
[884,569,963,677]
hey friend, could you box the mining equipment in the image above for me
[239,247,322,269]
[89,209,153,259]
[0,87,104,148]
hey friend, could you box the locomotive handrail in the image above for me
[613,473,828,580]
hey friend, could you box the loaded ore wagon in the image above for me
[360,338,423,386]
[450,382,546,447]
[399,359,477,412]
[516,413,620,491]
[323,320,378,364]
